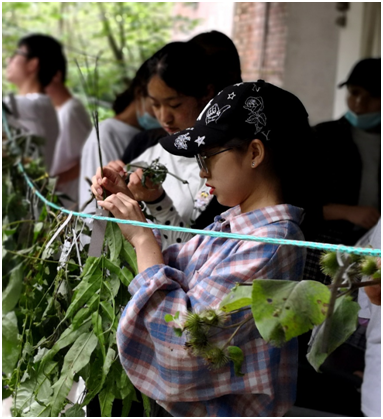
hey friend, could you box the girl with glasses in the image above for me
[91,36,242,248]
[96,81,314,417]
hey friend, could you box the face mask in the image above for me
[137,111,162,130]
[345,110,381,130]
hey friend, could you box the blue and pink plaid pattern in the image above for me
[117,204,306,417]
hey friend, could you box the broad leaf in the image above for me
[15,362,56,413]
[228,346,244,377]
[251,279,331,346]
[105,222,123,262]
[62,403,86,417]
[2,263,23,314]
[99,387,115,417]
[50,331,98,416]
[39,321,92,371]
[307,295,359,371]
[2,311,21,375]
[64,257,103,320]
[120,240,138,276]
[82,348,115,406]
[219,283,252,312]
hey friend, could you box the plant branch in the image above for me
[321,258,351,353]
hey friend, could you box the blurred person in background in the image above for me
[45,49,92,209]
[79,58,159,214]
[5,34,61,173]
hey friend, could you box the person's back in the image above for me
[45,58,93,208]
[4,34,64,173]
[4,93,59,172]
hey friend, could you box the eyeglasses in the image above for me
[196,148,233,174]
[10,49,30,60]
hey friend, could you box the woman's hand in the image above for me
[346,206,380,230]
[324,204,380,230]
[91,167,134,201]
[105,159,128,178]
[97,192,151,246]
[128,168,164,202]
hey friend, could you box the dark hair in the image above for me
[189,31,242,92]
[221,128,316,211]
[18,34,66,86]
[112,58,150,114]
[146,42,211,99]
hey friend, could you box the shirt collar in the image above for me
[214,204,304,235]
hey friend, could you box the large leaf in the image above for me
[219,283,252,312]
[15,362,56,414]
[64,257,103,320]
[81,347,115,406]
[2,263,24,314]
[50,331,98,416]
[62,403,86,417]
[105,222,123,262]
[307,295,360,371]
[251,279,331,346]
[39,321,92,371]
[120,240,138,276]
[2,311,21,375]
[98,386,115,417]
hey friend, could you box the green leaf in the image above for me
[307,296,359,371]
[227,346,244,377]
[2,263,23,314]
[99,386,115,417]
[120,240,138,276]
[141,393,152,417]
[81,348,115,406]
[39,321,91,372]
[251,279,331,346]
[2,311,21,375]
[119,266,134,287]
[219,283,252,312]
[15,363,56,413]
[105,222,123,262]
[92,311,105,358]
[100,301,115,323]
[62,403,85,417]
[72,293,100,329]
[50,331,98,416]
[64,257,103,320]
[164,314,174,323]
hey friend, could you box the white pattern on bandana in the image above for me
[243,96,267,135]
[174,133,191,150]
[205,103,231,124]
[228,92,236,100]
[195,136,206,147]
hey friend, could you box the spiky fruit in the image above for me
[204,346,230,369]
[360,256,379,276]
[320,251,339,278]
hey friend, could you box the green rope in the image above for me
[17,162,381,257]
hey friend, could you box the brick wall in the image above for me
[232,2,288,86]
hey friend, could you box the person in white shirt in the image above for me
[5,34,61,173]
[79,58,160,214]
[357,219,381,417]
[45,57,92,208]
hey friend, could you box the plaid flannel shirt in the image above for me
[117,204,306,417]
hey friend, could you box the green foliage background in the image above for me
[2,2,198,120]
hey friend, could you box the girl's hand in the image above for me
[128,168,164,202]
[91,167,134,201]
[105,159,127,178]
[97,192,152,247]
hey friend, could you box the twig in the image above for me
[321,257,351,353]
